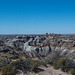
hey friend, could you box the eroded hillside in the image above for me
[0,34,75,75]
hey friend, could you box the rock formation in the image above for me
[0,34,75,59]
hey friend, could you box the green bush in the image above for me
[1,64,16,75]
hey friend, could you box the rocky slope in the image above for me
[0,34,75,59]
[0,34,75,75]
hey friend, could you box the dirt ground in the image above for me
[19,65,71,75]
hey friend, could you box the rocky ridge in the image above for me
[0,34,75,58]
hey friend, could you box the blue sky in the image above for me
[0,0,75,34]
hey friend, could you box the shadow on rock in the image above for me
[33,67,45,73]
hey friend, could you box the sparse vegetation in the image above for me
[53,57,75,75]
[1,64,16,75]
[70,68,75,75]
[0,34,75,75]
[12,58,41,73]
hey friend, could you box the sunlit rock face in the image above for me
[23,37,51,56]
[23,44,51,56]
[4,35,51,56]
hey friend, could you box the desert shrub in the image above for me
[12,59,32,72]
[12,58,40,73]
[47,51,60,65]
[31,60,39,68]
[57,57,67,71]
[70,68,75,75]
[53,57,75,72]
[12,59,21,68]
[58,58,75,72]
[53,62,59,69]
[53,57,67,70]
[1,64,16,75]
[23,59,34,72]
[39,60,47,67]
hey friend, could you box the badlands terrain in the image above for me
[0,34,75,75]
